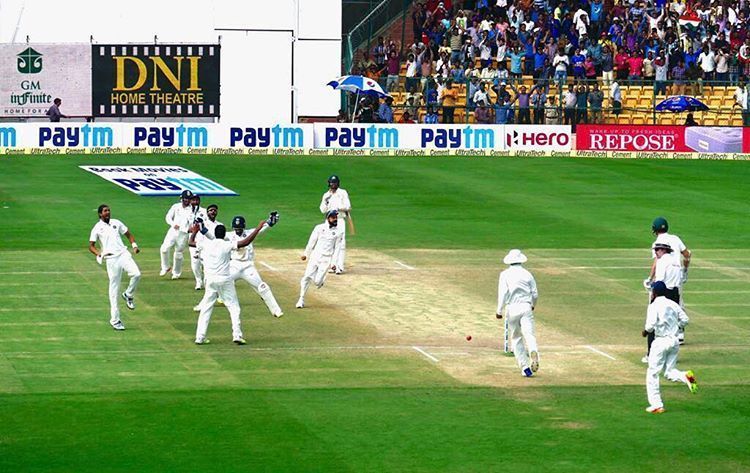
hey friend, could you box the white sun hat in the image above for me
[503,249,528,265]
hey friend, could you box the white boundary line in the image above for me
[583,345,617,360]
[259,261,278,272]
[394,261,416,270]
[412,346,439,362]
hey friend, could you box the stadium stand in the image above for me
[347,0,746,126]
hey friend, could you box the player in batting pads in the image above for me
[296,210,344,309]
[189,217,267,345]
[319,175,351,274]
[643,281,698,414]
[160,190,195,279]
[647,217,691,344]
[227,213,284,317]
[191,204,223,312]
[88,204,141,331]
[497,249,539,377]
[188,194,208,290]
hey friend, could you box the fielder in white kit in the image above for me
[191,204,223,311]
[319,175,351,274]
[228,213,284,317]
[296,210,344,309]
[497,249,539,377]
[643,281,698,414]
[188,194,208,290]
[160,190,195,279]
[189,218,267,345]
[88,204,141,331]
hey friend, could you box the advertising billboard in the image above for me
[91,44,220,117]
[0,44,92,118]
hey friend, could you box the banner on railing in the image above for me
[91,44,220,117]
[577,124,743,154]
[0,44,92,118]
[312,124,572,154]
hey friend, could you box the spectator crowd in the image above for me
[345,0,750,125]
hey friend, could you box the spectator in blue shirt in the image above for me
[424,107,439,124]
[378,96,394,123]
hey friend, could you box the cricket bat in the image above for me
[346,210,356,235]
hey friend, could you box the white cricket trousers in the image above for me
[231,263,282,316]
[506,303,538,371]
[336,222,346,271]
[195,277,242,342]
[160,228,188,276]
[189,246,203,286]
[299,256,332,299]
[646,335,690,409]
[106,252,140,324]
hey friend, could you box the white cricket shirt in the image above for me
[230,224,268,263]
[165,202,193,233]
[497,264,538,314]
[89,218,128,257]
[652,232,687,266]
[646,296,689,338]
[319,188,352,219]
[654,252,682,289]
[304,223,343,259]
[197,238,237,281]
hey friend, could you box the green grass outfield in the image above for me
[1,155,749,472]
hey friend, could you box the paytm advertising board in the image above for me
[313,124,571,153]
[0,123,313,154]
[0,44,92,118]
[80,165,238,196]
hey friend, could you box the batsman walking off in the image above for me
[160,190,195,279]
[497,249,539,377]
[319,175,351,274]
[88,204,141,331]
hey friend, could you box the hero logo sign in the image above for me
[505,126,571,150]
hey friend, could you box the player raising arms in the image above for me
[228,212,284,317]
[189,217,267,345]
[88,204,141,331]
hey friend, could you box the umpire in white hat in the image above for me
[497,249,540,377]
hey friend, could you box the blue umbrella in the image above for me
[327,75,388,97]
[655,95,709,112]
[328,75,388,122]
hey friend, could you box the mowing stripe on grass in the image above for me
[395,260,416,270]
[583,345,617,360]
[412,346,439,362]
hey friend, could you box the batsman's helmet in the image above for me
[651,217,668,234]
[232,216,246,229]
[328,175,340,185]
[651,280,668,297]
[180,190,194,200]
[326,209,339,219]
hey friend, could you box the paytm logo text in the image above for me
[421,127,494,148]
[39,125,113,147]
[325,125,399,148]
[229,125,304,147]
[134,125,208,147]
[0,127,17,147]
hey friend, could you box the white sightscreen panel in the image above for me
[213,0,295,31]
[298,0,341,40]
[295,40,341,117]
[0,0,216,43]
[220,31,292,123]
